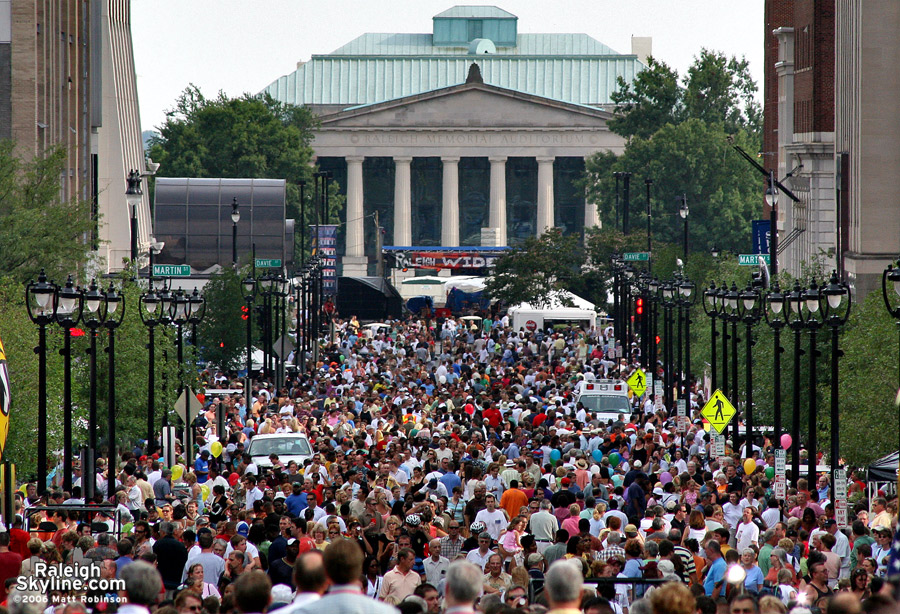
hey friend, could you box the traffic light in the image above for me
[635,297,644,318]
[241,305,249,321]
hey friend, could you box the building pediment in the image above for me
[319,81,614,130]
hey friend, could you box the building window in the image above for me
[468,19,483,41]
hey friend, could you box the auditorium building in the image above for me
[263,6,648,276]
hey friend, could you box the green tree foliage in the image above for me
[585,49,763,255]
[0,142,94,283]
[608,57,681,140]
[198,267,255,371]
[147,86,341,263]
[485,229,584,309]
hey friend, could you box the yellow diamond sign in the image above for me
[701,389,736,434]
[626,369,647,398]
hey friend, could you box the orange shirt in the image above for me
[500,488,529,519]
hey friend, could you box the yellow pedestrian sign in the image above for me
[701,389,736,434]
[626,369,647,398]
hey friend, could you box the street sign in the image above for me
[713,434,726,461]
[152,264,190,277]
[272,334,295,360]
[255,258,282,268]
[774,449,787,498]
[701,389,736,434]
[626,369,647,398]
[834,469,848,527]
[623,252,651,262]
[654,381,663,411]
[738,254,771,266]
[676,399,688,433]
[174,388,203,425]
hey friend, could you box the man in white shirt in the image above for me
[734,507,760,552]
[423,538,450,587]
[722,492,745,531]
[244,475,264,511]
[475,495,508,541]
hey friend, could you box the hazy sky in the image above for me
[132,1,764,133]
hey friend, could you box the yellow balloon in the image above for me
[211,442,223,458]
[743,458,757,475]
[171,464,184,481]
[201,484,210,500]
[18,484,26,495]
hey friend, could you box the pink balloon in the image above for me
[660,472,673,485]
[781,434,792,450]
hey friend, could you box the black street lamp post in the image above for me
[156,285,174,429]
[801,280,822,484]
[660,279,676,409]
[882,263,900,460]
[716,283,730,409]
[678,277,697,399]
[613,172,622,231]
[243,275,256,389]
[738,283,761,457]
[787,283,805,486]
[231,198,240,268]
[82,279,108,501]
[703,283,719,391]
[648,277,660,370]
[821,271,851,493]
[54,275,82,492]
[645,179,653,273]
[763,283,787,447]
[103,284,125,489]
[126,170,142,270]
[140,286,161,450]
[624,265,635,362]
[188,288,206,360]
[25,270,58,492]
[678,195,689,258]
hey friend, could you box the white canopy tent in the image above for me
[507,291,597,331]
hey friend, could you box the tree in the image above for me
[682,50,761,136]
[608,56,681,140]
[485,229,584,309]
[197,267,256,371]
[147,86,337,263]
[0,142,94,283]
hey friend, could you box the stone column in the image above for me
[584,162,601,231]
[343,156,367,276]
[489,156,508,246]
[393,157,412,246]
[536,156,555,235]
[441,156,460,246]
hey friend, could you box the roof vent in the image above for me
[466,63,484,84]
[468,38,496,55]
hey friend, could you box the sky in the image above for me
[132,1,764,133]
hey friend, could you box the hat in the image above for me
[561,477,571,486]
[633,460,642,469]
[412,558,425,574]
[406,514,421,527]
[237,521,250,537]
[822,519,837,528]
[576,459,588,469]
[470,521,486,533]
[526,553,544,566]
[505,459,516,467]
[657,559,676,577]
[624,524,638,535]
[665,500,678,511]
[286,538,298,546]
[274,492,286,500]
[653,487,664,497]
[873,525,892,534]
[428,478,438,489]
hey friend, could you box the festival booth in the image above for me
[867,451,898,498]
[336,277,403,321]
[507,291,597,332]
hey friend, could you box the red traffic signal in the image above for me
[635,297,644,316]
[241,305,249,321]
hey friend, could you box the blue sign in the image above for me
[311,225,338,293]
[752,220,771,255]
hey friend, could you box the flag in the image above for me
[0,334,10,458]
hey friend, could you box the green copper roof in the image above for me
[261,10,643,110]
[433,6,516,19]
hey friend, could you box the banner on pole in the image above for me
[310,225,338,293]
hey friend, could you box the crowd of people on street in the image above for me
[0,311,898,614]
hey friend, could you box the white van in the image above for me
[574,379,632,423]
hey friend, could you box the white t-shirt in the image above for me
[475,508,508,541]
[735,520,760,551]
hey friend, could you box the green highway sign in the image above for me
[152,264,190,277]
[255,258,282,268]
[738,254,771,266]
[623,252,650,262]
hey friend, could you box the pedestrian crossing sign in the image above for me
[701,389,736,434]
[626,369,647,398]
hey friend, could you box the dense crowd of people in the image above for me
[0,312,898,614]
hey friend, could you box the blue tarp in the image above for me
[446,287,489,313]
[406,296,434,315]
